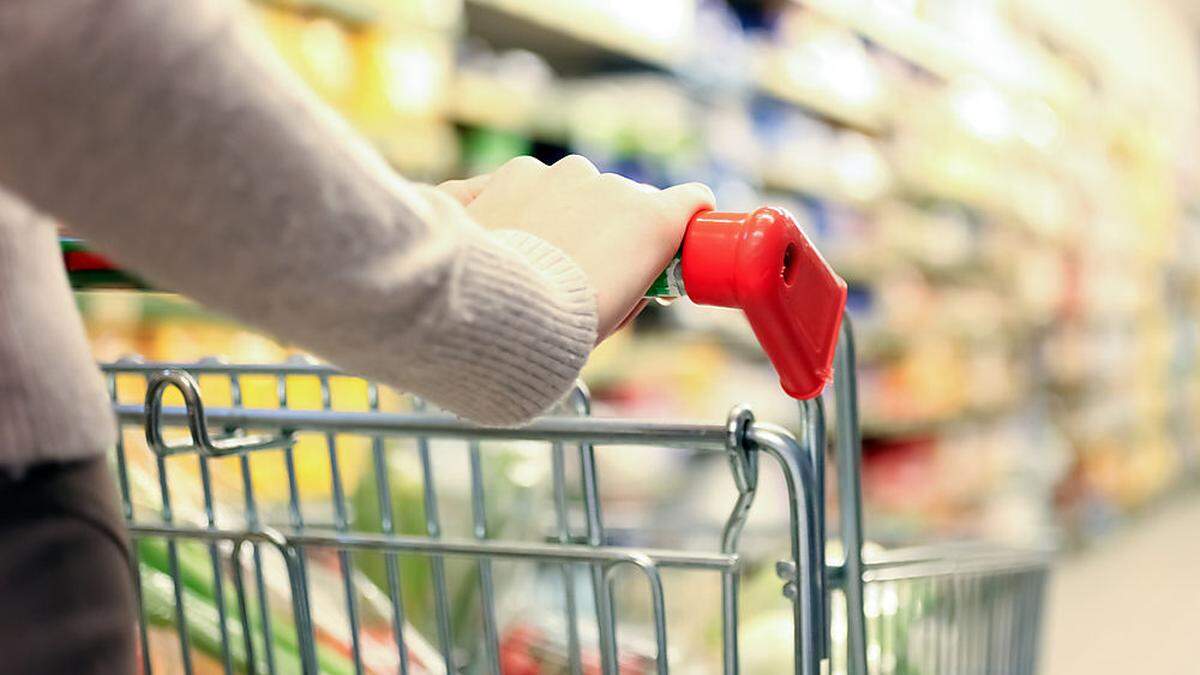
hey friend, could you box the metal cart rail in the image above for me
[104,321,1049,675]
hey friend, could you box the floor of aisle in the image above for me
[1042,491,1200,674]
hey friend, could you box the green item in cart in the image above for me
[141,564,309,674]
[137,538,357,675]
[350,441,546,663]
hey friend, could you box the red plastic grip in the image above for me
[681,208,847,400]
[63,250,118,272]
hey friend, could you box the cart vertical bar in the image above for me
[317,374,365,675]
[196,438,235,674]
[749,426,822,675]
[801,396,828,662]
[108,371,155,675]
[834,319,869,675]
[720,486,755,675]
[231,371,278,674]
[551,441,585,675]
[228,540,258,673]
[144,372,195,675]
[413,398,457,670]
[367,383,411,675]
[190,370,234,673]
[570,385,621,675]
[721,405,759,675]
[276,372,315,663]
[468,441,503,673]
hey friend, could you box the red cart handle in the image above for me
[681,208,847,400]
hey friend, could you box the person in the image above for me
[0,0,715,671]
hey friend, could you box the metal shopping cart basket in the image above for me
[74,208,1051,674]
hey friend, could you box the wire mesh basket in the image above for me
[850,548,1048,675]
[103,321,1049,674]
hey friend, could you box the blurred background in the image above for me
[74,0,1200,672]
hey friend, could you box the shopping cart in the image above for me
[75,208,1050,674]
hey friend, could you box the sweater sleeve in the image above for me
[0,0,598,425]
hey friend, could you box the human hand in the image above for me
[439,156,715,340]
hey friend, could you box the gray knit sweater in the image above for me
[0,0,598,467]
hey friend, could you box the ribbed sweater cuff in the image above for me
[413,228,598,426]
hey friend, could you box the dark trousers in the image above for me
[0,457,137,674]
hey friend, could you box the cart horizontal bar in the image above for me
[129,524,740,570]
[862,551,1050,582]
[861,542,1053,569]
[115,404,733,447]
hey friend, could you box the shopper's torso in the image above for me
[0,187,115,468]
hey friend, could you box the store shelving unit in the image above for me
[796,0,1083,104]
[463,0,682,73]
[75,0,1200,549]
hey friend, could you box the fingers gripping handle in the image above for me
[672,208,847,400]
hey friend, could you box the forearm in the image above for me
[0,0,597,423]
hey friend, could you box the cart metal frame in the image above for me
[105,319,1049,674]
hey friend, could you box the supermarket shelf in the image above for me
[827,251,1002,289]
[255,0,890,133]
[861,400,1022,440]
[796,0,1080,106]
[763,172,858,205]
[448,73,568,139]
[861,416,943,440]
[757,77,886,135]
[448,72,883,204]
[464,0,886,133]
[463,0,680,74]
[853,321,1031,368]
[892,177,1069,243]
[250,0,376,27]
[797,0,964,81]
[762,160,890,204]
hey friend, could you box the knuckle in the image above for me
[598,172,636,190]
[552,154,599,175]
[498,155,546,176]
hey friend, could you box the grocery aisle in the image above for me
[47,0,1200,671]
[1042,492,1200,675]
